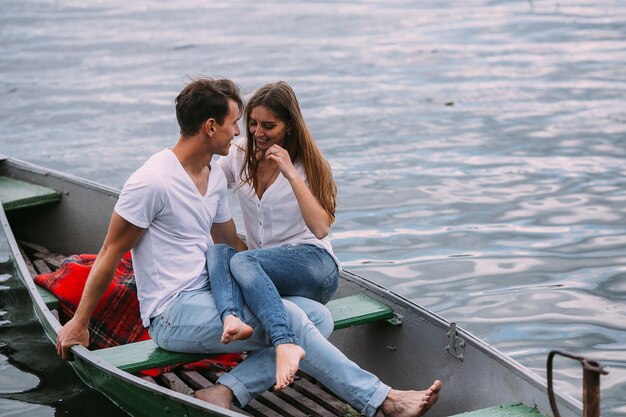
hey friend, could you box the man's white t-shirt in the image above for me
[217,138,340,269]
[114,149,231,327]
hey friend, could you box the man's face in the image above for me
[212,99,241,156]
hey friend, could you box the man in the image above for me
[56,78,442,417]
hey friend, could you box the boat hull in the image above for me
[0,155,583,417]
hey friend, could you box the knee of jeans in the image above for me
[208,243,236,264]
[209,243,230,256]
[283,297,333,337]
[230,250,254,265]
[229,252,258,276]
[282,299,310,326]
[311,306,333,338]
[207,243,223,261]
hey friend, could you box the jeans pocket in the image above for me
[148,314,166,346]
[320,267,340,304]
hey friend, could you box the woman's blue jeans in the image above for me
[207,243,339,347]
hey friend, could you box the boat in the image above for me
[0,154,589,417]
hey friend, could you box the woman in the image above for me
[208,81,340,391]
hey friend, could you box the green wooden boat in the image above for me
[0,154,585,417]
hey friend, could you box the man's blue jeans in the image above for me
[148,288,390,417]
[208,243,339,346]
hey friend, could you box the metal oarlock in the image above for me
[547,350,609,417]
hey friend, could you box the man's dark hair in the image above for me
[175,78,243,137]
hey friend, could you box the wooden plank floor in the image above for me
[20,242,365,417]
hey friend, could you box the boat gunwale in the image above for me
[1,200,250,417]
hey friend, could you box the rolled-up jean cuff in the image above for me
[273,336,300,346]
[221,308,245,323]
[362,381,391,417]
[216,372,251,407]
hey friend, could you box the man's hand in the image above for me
[56,317,90,360]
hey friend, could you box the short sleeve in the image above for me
[211,161,233,224]
[217,150,236,185]
[213,192,231,224]
[218,139,250,186]
[114,167,165,228]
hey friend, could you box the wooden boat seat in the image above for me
[447,402,548,417]
[328,293,395,330]
[0,176,61,211]
[93,294,395,373]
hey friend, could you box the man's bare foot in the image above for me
[221,314,253,344]
[380,380,442,417]
[194,384,233,409]
[273,343,306,391]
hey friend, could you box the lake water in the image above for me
[1,0,625,416]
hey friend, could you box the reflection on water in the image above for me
[0,399,54,417]
[1,0,625,416]
[0,353,40,394]
[0,250,130,417]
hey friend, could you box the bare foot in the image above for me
[380,380,442,417]
[221,314,253,344]
[273,343,306,391]
[194,384,233,409]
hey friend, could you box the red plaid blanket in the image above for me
[34,252,146,349]
[34,253,241,375]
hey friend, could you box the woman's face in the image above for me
[249,105,288,151]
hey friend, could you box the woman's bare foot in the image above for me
[194,384,233,409]
[221,314,253,344]
[273,343,306,391]
[380,380,442,417]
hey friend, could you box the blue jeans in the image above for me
[148,288,390,417]
[208,243,339,346]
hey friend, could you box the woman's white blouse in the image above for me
[217,138,340,268]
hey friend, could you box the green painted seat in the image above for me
[37,286,60,310]
[326,293,394,330]
[92,294,395,373]
[94,340,207,373]
[0,176,61,211]
[447,403,548,417]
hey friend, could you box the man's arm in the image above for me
[211,219,247,252]
[55,212,146,360]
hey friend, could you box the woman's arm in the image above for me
[266,146,332,239]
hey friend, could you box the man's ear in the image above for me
[206,119,216,136]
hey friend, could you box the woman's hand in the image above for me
[265,145,297,180]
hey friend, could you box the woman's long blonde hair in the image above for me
[239,81,337,221]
